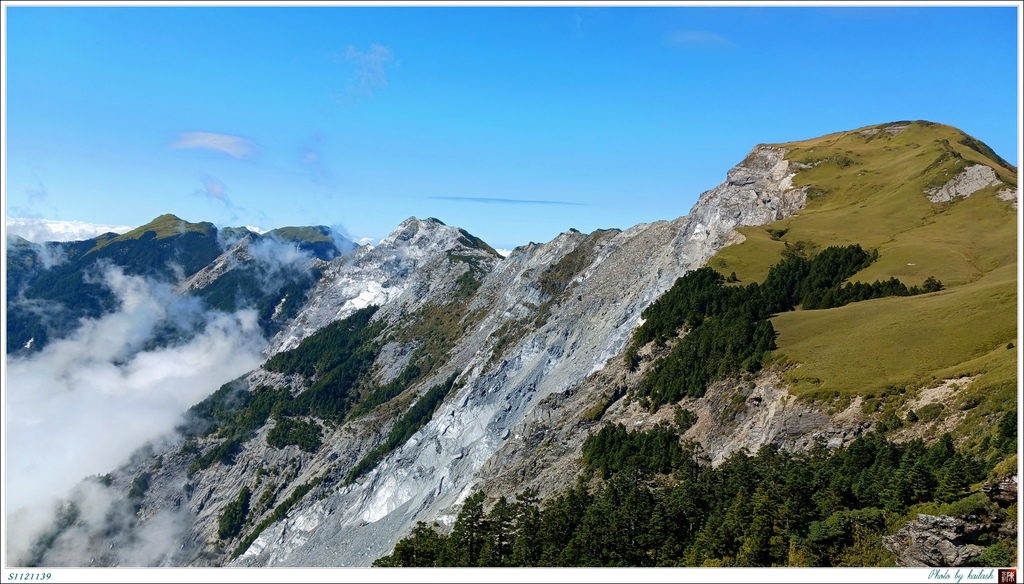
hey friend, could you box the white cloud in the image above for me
[247,236,316,284]
[201,176,227,200]
[6,217,134,244]
[5,265,266,563]
[194,175,246,225]
[494,248,512,258]
[171,131,256,159]
[9,473,190,567]
[341,43,394,97]
[195,175,231,206]
[26,180,49,205]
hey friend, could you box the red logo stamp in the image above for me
[1000,569,1017,584]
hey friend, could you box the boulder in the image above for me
[883,514,987,567]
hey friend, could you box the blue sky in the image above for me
[4,4,1020,250]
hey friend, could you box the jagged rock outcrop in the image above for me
[883,514,988,567]
[680,145,807,266]
[266,217,498,355]
[996,187,1018,209]
[180,234,259,293]
[926,164,1003,203]
[982,475,1019,507]
[478,362,870,506]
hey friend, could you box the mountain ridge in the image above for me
[9,120,1017,569]
[5,216,360,354]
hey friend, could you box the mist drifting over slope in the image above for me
[5,263,267,564]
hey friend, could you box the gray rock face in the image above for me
[266,217,497,356]
[28,144,815,568]
[883,514,987,567]
[476,361,870,509]
[681,145,807,266]
[926,164,1002,203]
[228,144,810,567]
[982,475,1019,506]
[179,235,257,293]
[996,187,1018,209]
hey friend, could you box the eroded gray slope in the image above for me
[232,144,808,567]
[28,145,809,568]
[266,217,494,355]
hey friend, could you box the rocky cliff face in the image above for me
[21,142,925,568]
[24,143,824,568]
[179,234,259,293]
[681,145,807,263]
[926,164,1004,203]
[266,217,497,356]
[222,144,813,567]
[883,514,997,567]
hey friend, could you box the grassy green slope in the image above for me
[90,213,216,252]
[773,263,1015,398]
[706,121,1017,407]
[266,225,333,244]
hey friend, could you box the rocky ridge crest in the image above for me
[227,144,813,566]
[32,128,1014,569]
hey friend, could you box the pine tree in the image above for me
[511,488,542,566]
[442,491,488,566]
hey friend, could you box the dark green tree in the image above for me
[511,488,542,566]
[218,486,251,540]
[373,521,447,566]
[442,491,489,566]
[480,496,515,566]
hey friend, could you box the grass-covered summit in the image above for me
[89,213,216,253]
[689,120,1017,473]
[378,121,1018,569]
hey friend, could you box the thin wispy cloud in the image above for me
[26,179,49,205]
[198,175,228,201]
[430,196,585,206]
[10,177,61,220]
[666,30,735,49]
[301,150,330,183]
[6,217,134,244]
[573,13,584,39]
[193,175,247,225]
[338,43,394,98]
[171,131,256,159]
[298,133,333,184]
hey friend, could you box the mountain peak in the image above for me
[381,217,499,257]
[265,225,355,259]
[777,120,1014,172]
[394,216,446,230]
[117,213,214,240]
[383,216,456,246]
[85,213,216,253]
[266,225,334,244]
